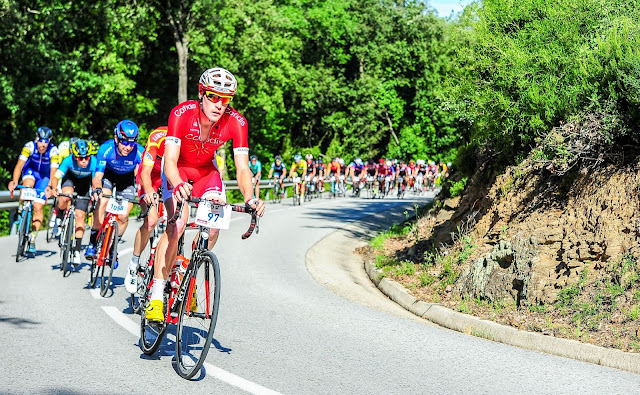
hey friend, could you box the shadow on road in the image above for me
[0,315,41,328]
[298,197,433,240]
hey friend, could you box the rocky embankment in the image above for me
[374,157,640,349]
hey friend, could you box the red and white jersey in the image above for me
[166,100,249,169]
[142,126,168,173]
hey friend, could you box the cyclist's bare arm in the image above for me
[139,163,158,205]
[8,158,26,191]
[235,154,265,216]
[163,141,191,201]
[92,172,104,191]
[234,154,254,202]
[268,169,274,179]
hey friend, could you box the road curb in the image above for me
[363,236,640,375]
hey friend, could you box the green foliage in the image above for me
[449,177,468,197]
[446,0,640,163]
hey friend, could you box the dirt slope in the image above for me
[372,157,640,350]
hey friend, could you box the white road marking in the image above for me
[102,306,139,335]
[119,247,134,256]
[101,306,284,395]
[202,362,284,395]
[90,288,107,299]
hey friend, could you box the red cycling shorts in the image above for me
[161,165,226,202]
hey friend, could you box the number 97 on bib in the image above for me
[195,203,232,229]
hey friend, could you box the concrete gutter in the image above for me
[364,257,640,375]
[307,195,640,375]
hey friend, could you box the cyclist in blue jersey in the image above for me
[50,139,97,265]
[85,120,144,259]
[8,127,60,253]
[249,155,262,198]
[267,155,286,197]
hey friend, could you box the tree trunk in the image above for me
[176,38,189,103]
[384,110,400,145]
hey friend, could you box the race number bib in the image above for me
[106,198,127,215]
[20,188,38,201]
[195,202,232,229]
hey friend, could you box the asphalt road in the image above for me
[2,191,640,394]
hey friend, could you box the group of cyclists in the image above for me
[8,67,265,325]
[249,154,450,201]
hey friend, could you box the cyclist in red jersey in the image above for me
[125,126,167,293]
[145,67,265,322]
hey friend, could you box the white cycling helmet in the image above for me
[416,159,425,165]
[199,67,237,96]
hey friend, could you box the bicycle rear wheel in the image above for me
[16,209,29,262]
[62,214,75,277]
[45,199,56,243]
[140,287,168,355]
[175,251,221,379]
[131,229,155,314]
[99,222,118,297]
[90,228,105,288]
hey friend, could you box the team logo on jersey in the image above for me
[184,133,224,146]
[225,107,246,127]
[174,103,197,117]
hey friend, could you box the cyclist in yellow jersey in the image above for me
[289,154,308,201]
[57,138,100,164]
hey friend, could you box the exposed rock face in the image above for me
[456,238,537,306]
[430,162,640,305]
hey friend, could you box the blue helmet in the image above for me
[294,154,302,162]
[72,139,89,157]
[36,126,53,140]
[114,120,139,141]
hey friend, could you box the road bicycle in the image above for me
[45,197,58,243]
[336,175,346,197]
[12,185,44,262]
[415,174,425,195]
[351,176,361,198]
[292,176,302,205]
[140,197,258,379]
[396,176,406,199]
[365,176,377,199]
[130,200,167,314]
[271,177,283,203]
[89,190,139,297]
[304,176,313,202]
[57,193,91,277]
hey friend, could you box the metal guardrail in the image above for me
[0,180,298,210]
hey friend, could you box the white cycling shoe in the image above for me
[125,268,138,294]
[72,251,82,266]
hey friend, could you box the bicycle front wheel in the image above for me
[131,232,154,314]
[99,222,118,297]
[175,250,221,379]
[140,287,168,355]
[16,209,29,262]
[62,214,75,277]
[45,199,56,243]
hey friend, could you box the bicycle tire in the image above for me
[62,214,74,277]
[99,221,118,297]
[131,229,155,314]
[140,288,168,355]
[45,199,56,243]
[90,227,106,288]
[175,250,221,379]
[15,209,29,262]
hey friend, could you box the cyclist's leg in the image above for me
[31,175,49,233]
[254,177,260,199]
[192,169,225,250]
[147,169,190,320]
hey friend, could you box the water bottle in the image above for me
[170,255,189,288]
